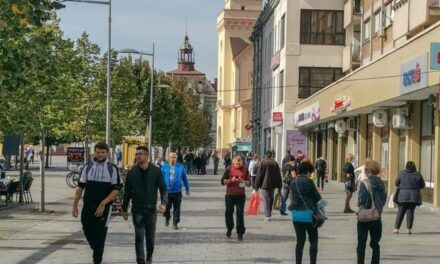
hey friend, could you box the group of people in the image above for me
[72,142,426,264]
[72,142,190,264]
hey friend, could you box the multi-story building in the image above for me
[216,0,263,156]
[294,0,440,206]
[251,0,345,161]
[167,34,217,150]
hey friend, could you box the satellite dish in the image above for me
[373,110,388,127]
[335,119,347,135]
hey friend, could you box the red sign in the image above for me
[330,96,351,114]
[273,112,283,122]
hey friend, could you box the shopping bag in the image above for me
[388,191,397,209]
[273,192,282,210]
[247,192,261,216]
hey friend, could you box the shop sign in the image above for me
[400,53,428,95]
[286,130,307,156]
[330,96,351,114]
[431,43,440,70]
[294,102,320,127]
[273,112,283,122]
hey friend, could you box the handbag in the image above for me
[291,209,313,222]
[295,180,327,228]
[273,191,282,210]
[283,171,291,183]
[357,179,380,222]
[247,192,261,216]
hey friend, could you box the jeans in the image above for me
[132,208,157,264]
[394,203,417,229]
[357,220,382,264]
[293,221,318,264]
[164,192,182,225]
[81,205,111,264]
[185,163,192,174]
[261,188,274,218]
[280,183,290,214]
[225,195,246,235]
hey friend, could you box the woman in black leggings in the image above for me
[393,161,425,234]
[289,162,321,264]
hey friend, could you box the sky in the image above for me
[56,0,225,81]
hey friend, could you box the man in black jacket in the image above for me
[122,146,168,264]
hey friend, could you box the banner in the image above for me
[67,147,85,163]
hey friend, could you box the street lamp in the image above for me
[118,45,157,160]
[60,0,112,146]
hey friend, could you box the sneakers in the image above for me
[407,229,412,234]
[264,217,271,222]
[280,212,288,216]
[393,229,399,234]
[172,224,178,230]
[165,219,169,227]
[343,208,355,213]
[226,230,232,238]
[237,234,243,241]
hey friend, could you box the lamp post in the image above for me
[60,0,112,146]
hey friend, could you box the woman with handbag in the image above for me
[393,161,425,234]
[343,153,356,213]
[221,155,251,241]
[289,161,321,264]
[357,160,387,264]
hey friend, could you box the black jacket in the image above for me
[395,169,425,205]
[255,158,282,190]
[289,175,321,211]
[122,163,168,212]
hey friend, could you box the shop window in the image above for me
[298,67,342,98]
[300,10,345,45]
[420,101,435,186]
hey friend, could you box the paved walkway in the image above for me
[0,166,440,263]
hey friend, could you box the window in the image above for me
[278,70,284,105]
[300,10,345,45]
[364,19,371,41]
[280,14,286,49]
[298,67,342,98]
[373,12,381,33]
[384,3,394,28]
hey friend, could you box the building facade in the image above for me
[216,0,263,156]
[294,0,440,205]
[251,0,345,162]
[167,35,217,150]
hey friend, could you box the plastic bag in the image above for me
[388,192,397,209]
[247,192,261,216]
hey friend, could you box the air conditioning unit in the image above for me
[372,110,388,128]
[392,107,413,129]
[335,119,347,135]
[346,117,357,130]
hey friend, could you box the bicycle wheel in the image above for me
[66,172,78,188]
[71,172,80,187]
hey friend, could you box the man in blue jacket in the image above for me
[161,152,190,229]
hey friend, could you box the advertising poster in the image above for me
[286,130,307,156]
[67,147,85,163]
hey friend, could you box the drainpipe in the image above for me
[360,0,364,62]
[369,0,373,61]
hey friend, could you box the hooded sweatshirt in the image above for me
[358,175,387,214]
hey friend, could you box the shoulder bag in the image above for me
[295,180,326,228]
[357,179,380,222]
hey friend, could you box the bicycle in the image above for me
[66,164,83,189]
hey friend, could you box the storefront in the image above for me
[293,24,440,206]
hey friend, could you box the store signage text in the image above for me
[331,96,351,114]
[402,63,421,87]
[294,102,320,127]
[431,43,440,70]
[400,53,428,95]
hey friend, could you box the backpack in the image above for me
[252,161,259,175]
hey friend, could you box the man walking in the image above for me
[212,151,220,175]
[122,146,168,264]
[161,152,190,230]
[72,142,122,264]
[255,150,282,221]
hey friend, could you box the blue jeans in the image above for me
[132,208,157,264]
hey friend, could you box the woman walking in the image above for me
[393,161,425,234]
[221,155,251,241]
[289,161,321,264]
[343,153,356,213]
[357,160,387,264]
